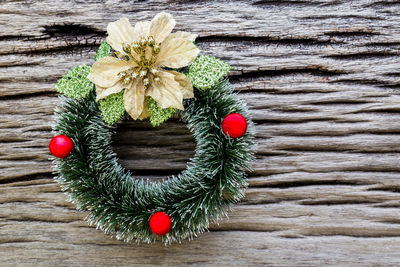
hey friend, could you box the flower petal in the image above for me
[87,56,135,88]
[138,97,151,119]
[150,12,176,44]
[166,70,194,99]
[124,79,145,120]
[146,71,184,110]
[165,31,197,42]
[95,85,107,101]
[133,20,151,39]
[156,38,200,68]
[106,18,136,53]
[95,80,126,101]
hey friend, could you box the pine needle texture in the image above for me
[52,80,255,244]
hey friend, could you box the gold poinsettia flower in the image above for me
[87,12,200,120]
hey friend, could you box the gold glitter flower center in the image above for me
[117,36,161,88]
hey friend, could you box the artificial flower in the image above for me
[87,12,200,119]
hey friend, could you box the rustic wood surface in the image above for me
[1,0,400,266]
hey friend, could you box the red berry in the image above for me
[222,113,247,138]
[149,211,172,236]
[49,135,74,158]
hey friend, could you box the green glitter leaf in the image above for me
[148,97,177,127]
[99,90,126,125]
[55,65,93,99]
[95,41,111,61]
[186,55,232,90]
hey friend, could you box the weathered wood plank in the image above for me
[1,0,400,266]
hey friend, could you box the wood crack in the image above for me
[324,51,400,60]
[229,68,346,82]
[197,35,332,45]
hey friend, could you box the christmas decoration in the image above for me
[54,65,93,99]
[87,12,199,120]
[51,12,255,244]
[222,113,248,138]
[149,212,172,236]
[186,55,232,90]
[49,135,74,158]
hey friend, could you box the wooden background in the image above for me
[1,0,400,266]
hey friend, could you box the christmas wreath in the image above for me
[50,12,255,243]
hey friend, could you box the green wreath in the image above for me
[50,13,255,244]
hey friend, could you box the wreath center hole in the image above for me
[112,120,196,182]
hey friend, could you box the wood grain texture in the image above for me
[1,0,400,266]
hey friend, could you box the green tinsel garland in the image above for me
[52,79,255,244]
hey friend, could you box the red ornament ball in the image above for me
[222,113,248,138]
[49,135,74,158]
[149,211,172,236]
